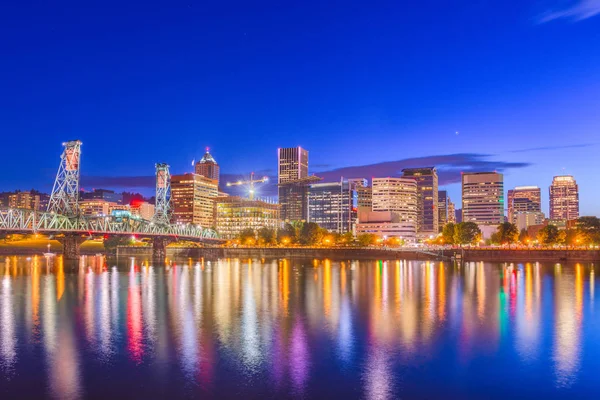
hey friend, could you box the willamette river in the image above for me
[1,255,599,399]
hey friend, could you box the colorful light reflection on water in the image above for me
[1,256,600,399]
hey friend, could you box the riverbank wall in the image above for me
[114,246,600,262]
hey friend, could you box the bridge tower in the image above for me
[47,140,82,217]
[153,163,172,225]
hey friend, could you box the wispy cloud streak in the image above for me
[537,0,600,23]
[81,153,532,196]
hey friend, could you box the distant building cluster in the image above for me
[1,145,583,243]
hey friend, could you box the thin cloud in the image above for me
[82,153,531,197]
[316,154,530,186]
[507,143,593,153]
[537,0,600,23]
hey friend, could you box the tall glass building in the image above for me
[402,167,438,236]
[308,180,362,233]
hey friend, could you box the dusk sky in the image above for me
[1,1,599,215]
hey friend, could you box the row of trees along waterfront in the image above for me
[438,216,600,246]
[233,222,405,247]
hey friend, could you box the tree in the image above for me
[300,222,323,245]
[357,233,378,246]
[441,223,455,245]
[454,222,481,245]
[239,228,256,245]
[537,224,563,245]
[277,223,298,245]
[339,231,355,246]
[576,216,600,245]
[495,222,519,245]
[258,227,277,246]
[518,228,530,244]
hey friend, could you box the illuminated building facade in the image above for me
[215,196,280,239]
[195,149,220,187]
[131,201,155,220]
[308,180,358,233]
[438,190,448,229]
[462,172,504,225]
[447,196,456,224]
[79,199,114,217]
[278,146,308,184]
[357,177,418,241]
[402,167,438,236]
[277,146,312,221]
[171,173,219,227]
[507,186,543,228]
[7,191,41,210]
[549,175,579,222]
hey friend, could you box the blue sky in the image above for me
[1,1,599,215]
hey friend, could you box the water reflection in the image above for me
[0,256,598,398]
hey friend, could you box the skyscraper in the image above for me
[402,167,438,236]
[308,180,359,234]
[356,177,417,241]
[447,196,456,224]
[195,148,220,187]
[462,172,504,225]
[438,190,448,229]
[171,173,219,227]
[278,147,308,183]
[507,186,543,227]
[278,146,316,221]
[549,175,579,221]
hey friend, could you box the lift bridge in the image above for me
[0,140,220,260]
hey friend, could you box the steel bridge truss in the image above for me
[0,207,219,240]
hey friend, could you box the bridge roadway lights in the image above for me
[152,236,176,261]
[57,234,88,261]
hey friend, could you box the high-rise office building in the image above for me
[278,147,308,183]
[278,146,316,221]
[549,175,579,221]
[447,196,456,224]
[308,180,359,234]
[507,186,543,228]
[357,177,417,240]
[171,173,219,227]
[195,148,220,187]
[438,190,448,229]
[462,172,504,225]
[215,196,280,239]
[402,167,438,236]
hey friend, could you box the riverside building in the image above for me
[462,172,504,225]
[402,167,438,237]
[357,177,418,241]
[549,175,579,222]
[215,196,280,239]
[171,173,219,227]
[277,146,319,221]
[195,148,220,187]
[308,180,360,234]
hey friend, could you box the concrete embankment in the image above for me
[115,246,448,260]
[114,246,600,263]
[460,249,600,262]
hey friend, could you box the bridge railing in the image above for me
[0,207,219,240]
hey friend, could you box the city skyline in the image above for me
[1,1,599,216]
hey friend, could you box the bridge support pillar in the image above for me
[152,237,175,261]
[58,234,87,261]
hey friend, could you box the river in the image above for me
[0,255,599,399]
